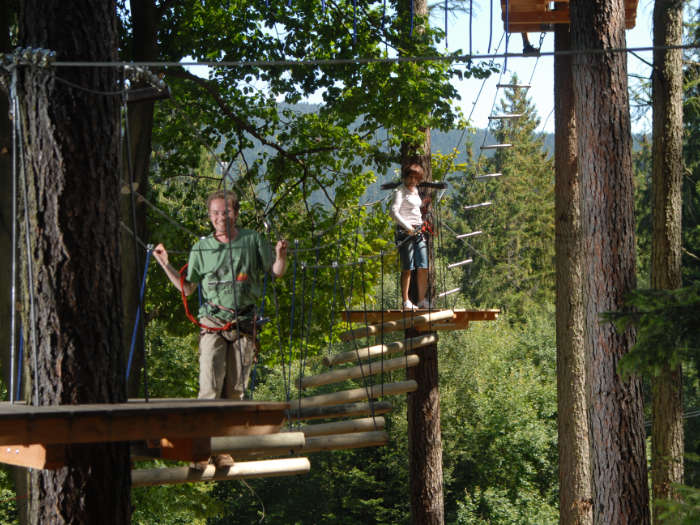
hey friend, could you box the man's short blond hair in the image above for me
[207,190,239,212]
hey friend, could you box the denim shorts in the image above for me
[396,227,428,270]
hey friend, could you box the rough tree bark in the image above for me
[569,0,650,523]
[554,25,592,525]
[651,0,684,519]
[18,2,130,523]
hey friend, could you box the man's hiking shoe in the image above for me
[214,454,235,469]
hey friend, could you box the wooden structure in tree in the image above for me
[500,0,639,32]
[0,399,287,470]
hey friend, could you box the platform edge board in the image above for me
[0,400,289,446]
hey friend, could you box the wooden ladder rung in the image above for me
[455,231,483,239]
[480,143,513,150]
[464,201,492,210]
[475,173,503,181]
[488,113,524,119]
[496,83,531,89]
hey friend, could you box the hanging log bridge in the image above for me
[500,0,639,32]
[1,308,498,484]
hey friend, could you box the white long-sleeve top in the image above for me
[390,185,423,232]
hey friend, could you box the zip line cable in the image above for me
[28,44,695,70]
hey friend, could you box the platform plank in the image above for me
[0,399,288,447]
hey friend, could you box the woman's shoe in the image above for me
[402,300,417,310]
[417,298,431,309]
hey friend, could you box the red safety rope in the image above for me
[179,264,234,332]
[421,219,436,237]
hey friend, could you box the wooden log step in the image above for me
[303,430,388,453]
[211,432,306,455]
[287,400,392,422]
[293,380,417,410]
[339,310,453,342]
[324,334,437,367]
[131,457,311,487]
[298,354,419,389]
[235,430,390,458]
[296,416,386,437]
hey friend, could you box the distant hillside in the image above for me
[239,104,555,208]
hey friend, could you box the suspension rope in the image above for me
[122,83,150,401]
[9,69,18,404]
[126,245,154,382]
[14,74,39,407]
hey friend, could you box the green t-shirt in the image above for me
[187,229,273,322]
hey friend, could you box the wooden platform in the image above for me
[341,308,499,332]
[500,0,639,32]
[0,399,288,469]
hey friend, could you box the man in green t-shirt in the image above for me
[154,190,288,468]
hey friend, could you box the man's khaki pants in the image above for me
[198,317,256,400]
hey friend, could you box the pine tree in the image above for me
[446,75,554,320]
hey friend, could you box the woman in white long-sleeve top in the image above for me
[390,163,429,310]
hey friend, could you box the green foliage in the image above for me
[440,315,558,524]
[132,476,223,525]
[0,466,18,525]
[441,77,555,319]
[654,484,700,525]
[633,135,652,287]
[606,284,700,378]
[683,4,700,283]
[0,383,18,524]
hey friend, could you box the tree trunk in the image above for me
[570,1,650,523]
[554,25,592,525]
[18,2,130,523]
[122,0,160,396]
[651,0,684,518]
[398,0,443,520]
[403,129,444,525]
